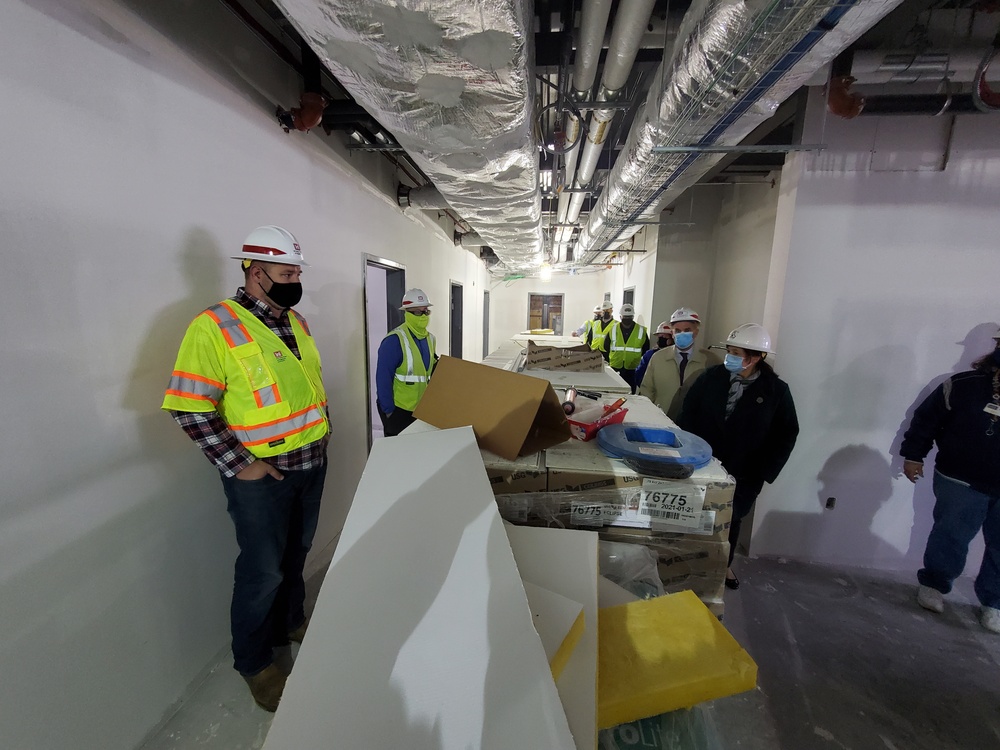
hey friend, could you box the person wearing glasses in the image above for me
[376,288,437,436]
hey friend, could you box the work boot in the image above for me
[917,585,944,613]
[981,607,1000,634]
[242,663,286,712]
[288,617,310,644]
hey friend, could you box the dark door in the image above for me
[482,290,490,359]
[450,282,463,359]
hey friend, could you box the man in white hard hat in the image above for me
[639,307,717,419]
[570,303,604,345]
[900,325,1000,633]
[163,226,329,713]
[602,303,649,392]
[376,288,437,436]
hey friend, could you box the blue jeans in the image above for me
[918,471,1000,609]
[220,464,326,676]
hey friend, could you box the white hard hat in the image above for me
[593,304,603,313]
[723,323,774,354]
[231,226,308,266]
[655,321,673,336]
[620,303,635,317]
[670,307,701,324]
[600,300,614,312]
[400,288,433,310]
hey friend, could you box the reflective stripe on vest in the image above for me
[609,323,647,369]
[229,403,328,448]
[166,371,224,405]
[394,331,428,384]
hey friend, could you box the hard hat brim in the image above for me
[231,253,309,267]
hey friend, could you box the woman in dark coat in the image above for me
[678,323,799,589]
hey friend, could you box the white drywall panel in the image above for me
[750,88,1000,573]
[522,581,585,668]
[264,427,574,750]
[0,1,487,746]
[505,524,600,750]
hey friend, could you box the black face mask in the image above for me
[658,336,672,348]
[992,348,1000,367]
[261,268,302,309]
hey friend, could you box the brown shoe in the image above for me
[288,617,309,644]
[242,663,286,712]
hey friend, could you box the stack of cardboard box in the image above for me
[413,355,735,618]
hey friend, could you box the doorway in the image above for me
[623,287,635,307]
[527,293,564,334]
[482,290,491,360]
[364,256,405,450]
[450,282,464,359]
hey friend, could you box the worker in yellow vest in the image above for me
[376,288,437,436]
[162,226,329,713]
[588,300,616,359]
[603,303,650,392]
[571,304,602,343]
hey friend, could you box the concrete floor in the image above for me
[140,557,1000,750]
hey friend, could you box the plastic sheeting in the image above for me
[576,0,906,263]
[273,0,542,271]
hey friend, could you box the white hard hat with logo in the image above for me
[655,321,673,336]
[232,226,308,266]
[722,323,774,354]
[593,304,603,313]
[400,288,433,310]
[620,303,635,317]
[670,307,701,324]
[600,300,614,312]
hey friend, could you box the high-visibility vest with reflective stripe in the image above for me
[609,322,648,370]
[590,319,615,351]
[162,300,329,458]
[390,325,436,412]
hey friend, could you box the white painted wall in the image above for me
[751,89,1000,573]
[606,227,658,329]
[703,178,782,348]
[0,1,485,747]
[650,188,721,332]
[489,271,608,348]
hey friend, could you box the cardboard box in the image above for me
[414,356,572,461]
[524,341,604,373]
[487,467,548,495]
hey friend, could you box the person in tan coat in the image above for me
[638,307,717,420]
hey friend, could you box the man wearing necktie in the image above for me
[639,307,718,420]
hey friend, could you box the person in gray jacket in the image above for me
[639,307,717,420]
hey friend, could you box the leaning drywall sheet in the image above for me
[522,581,584,679]
[264,427,575,750]
[505,524,599,750]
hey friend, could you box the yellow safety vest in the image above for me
[590,319,615,351]
[162,300,328,458]
[609,322,648,370]
[391,325,437,411]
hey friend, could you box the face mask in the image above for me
[992,348,1000,367]
[657,336,672,349]
[260,268,302,309]
[673,331,694,350]
[724,353,746,373]
[602,312,611,321]
[405,311,430,337]
[622,317,634,325]
[593,314,601,321]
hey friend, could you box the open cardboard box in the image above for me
[414,356,572,461]
[524,341,604,373]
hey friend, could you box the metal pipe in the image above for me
[565,0,657,229]
[397,185,450,209]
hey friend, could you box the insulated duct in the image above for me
[272,0,542,271]
[555,0,657,256]
[575,0,906,263]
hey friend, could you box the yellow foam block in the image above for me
[597,590,757,728]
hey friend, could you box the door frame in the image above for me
[363,254,406,453]
[449,280,464,359]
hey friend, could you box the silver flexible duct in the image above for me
[273,0,541,271]
[575,0,905,263]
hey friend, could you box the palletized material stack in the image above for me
[489,394,734,619]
